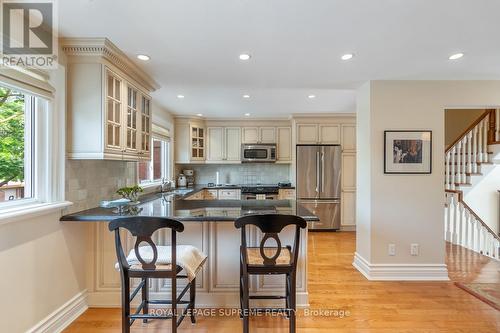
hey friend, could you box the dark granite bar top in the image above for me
[60,186,316,223]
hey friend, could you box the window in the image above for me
[138,137,170,185]
[0,86,34,204]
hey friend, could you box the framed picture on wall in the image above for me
[384,130,432,174]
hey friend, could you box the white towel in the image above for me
[116,245,207,282]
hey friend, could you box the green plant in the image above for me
[116,185,144,202]
[0,87,25,188]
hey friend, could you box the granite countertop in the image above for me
[60,185,315,222]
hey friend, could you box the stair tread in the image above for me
[445,172,482,175]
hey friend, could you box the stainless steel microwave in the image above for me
[241,144,276,163]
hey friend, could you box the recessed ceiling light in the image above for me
[137,54,150,61]
[196,113,203,117]
[244,113,251,117]
[239,53,251,61]
[448,53,464,60]
[308,95,316,99]
[177,95,185,99]
[341,53,354,60]
[242,94,250,99]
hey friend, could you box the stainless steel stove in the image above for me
[241,184,279,200]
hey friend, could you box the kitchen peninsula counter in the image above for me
[60,187,315,308]
[60,186,312,222]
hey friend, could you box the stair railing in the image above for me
[445,110,494,190]
[445,191,499,260]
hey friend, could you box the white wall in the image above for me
[444,109,485,146]
[465,166,500,235]
[356,83,372,261]
[356,81,500,275]
[0,212,87,332]
[0,53,88,332]
[152,101,175,180]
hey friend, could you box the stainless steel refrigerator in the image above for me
[296,145,341,230]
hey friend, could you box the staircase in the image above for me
[444,109,500,260]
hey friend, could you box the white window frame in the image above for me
[138,136,170,187]
[0,77,70,223]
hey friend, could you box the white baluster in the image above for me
[446,194,452,242]
[483,118,489,162]
[455,141,462,184]
[479,226,485,254]
[450,147,456,189]
[477,121,483,163]
[451,195,459,244]
[445,152,451,189]
[494,239,500,259]
[472,127,478,173]
[475,218,481,252]
[461,137,467,184]
[466,132,472,174]
[495,109,500,141]
[457,202,464,246]
[463,209,469,248]
[488,234,493,258]
[469,217,476,251]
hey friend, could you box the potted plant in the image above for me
[116,185,144,204]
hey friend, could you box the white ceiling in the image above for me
[58,0,500,118]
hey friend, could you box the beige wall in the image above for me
[0,53,88,332]
[356,83,372,261]
[152,101,175,181]
[445,109,485,146]
[357,80,500,268]
[0,212,87,332]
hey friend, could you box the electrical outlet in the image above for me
[411,243,419,256]
[388,243,396,256]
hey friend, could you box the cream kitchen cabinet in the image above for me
[218,189,241,200]
[67,66,152,160]
[341,124,356,152]
[185,189,241,200]
[207,127,241,163]
[175,120,206,163]
[296,124,318,144]
[63,38,157,160]
[242,127,276,144]
[296,124,340,144]
[341,191,356,228]
[341,153,356,190]
[276,127,292,162]
[278,188,295,200]
[341,152,356,228]
[204,189,219,200]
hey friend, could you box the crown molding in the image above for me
[291,112,356,118]
[60,37,160,92]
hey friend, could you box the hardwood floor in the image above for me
[64,232,500,333]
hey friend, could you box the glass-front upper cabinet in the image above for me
[105,70,123,150]
[191,126,204,160]
[125,85,139,152]
[140,95,152,158]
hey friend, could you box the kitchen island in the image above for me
[60,187,318,308]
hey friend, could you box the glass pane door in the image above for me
[140,96,151,155]
[126,86,138,151]
[105,72,122,149]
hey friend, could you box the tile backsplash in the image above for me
[176,164,291,185]
[65,160,137,213]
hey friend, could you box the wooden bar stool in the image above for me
[109,216,207,333]
[234,214,307,333]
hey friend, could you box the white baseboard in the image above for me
[340,225,356,232]
[352,252,449,281]
[27,290,88,333]
[87,291,309,309]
